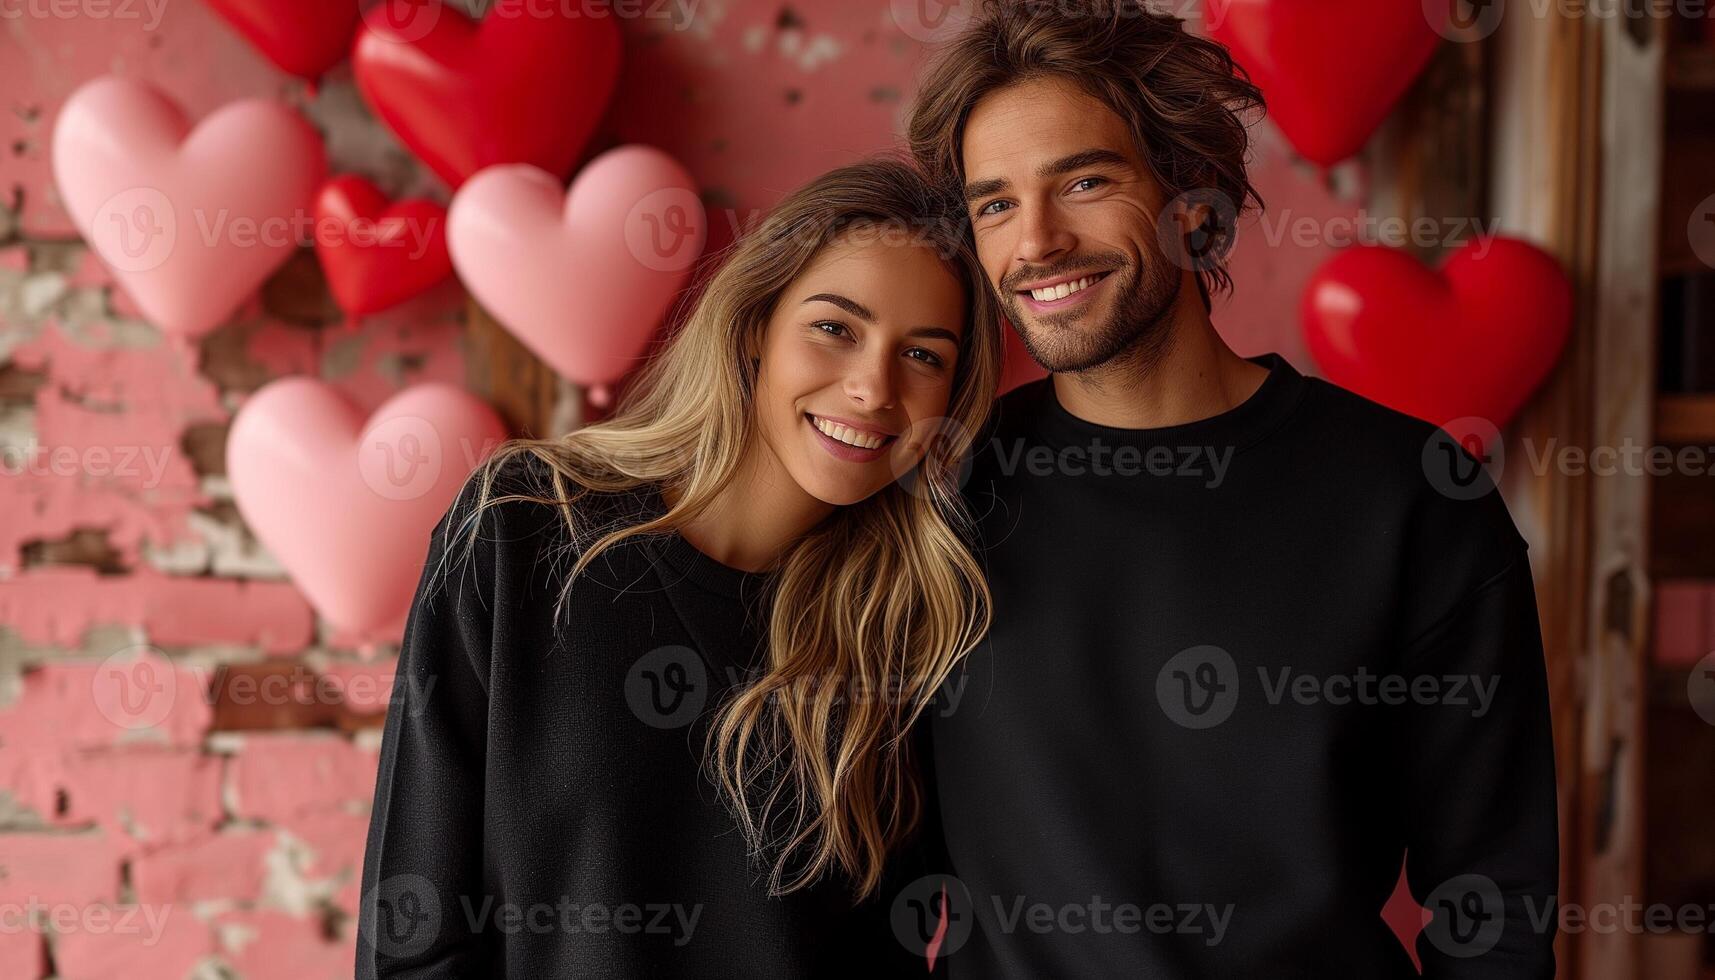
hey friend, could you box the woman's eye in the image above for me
[906,348,946,368]
[811,320,850,338]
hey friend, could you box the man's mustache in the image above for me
[1001,253,1131,293]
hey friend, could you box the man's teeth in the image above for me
[1030,274,1100,302]
[810,415,887,450]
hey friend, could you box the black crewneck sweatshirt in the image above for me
[925,353,1559,978]
[355,460,919,978]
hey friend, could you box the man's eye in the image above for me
[977,200,1012,217]
[1071,177,1106,193]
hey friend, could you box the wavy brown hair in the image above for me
[906,0,1267,306]
[454,158,1001,899]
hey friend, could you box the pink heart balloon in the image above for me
[447,146,706,399]
[51,77,326,340]
[226,379,507,637]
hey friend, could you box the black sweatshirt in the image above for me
[355,460,920,978]
[924,353,1559,978]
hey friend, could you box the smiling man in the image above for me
[904,2,1560,977]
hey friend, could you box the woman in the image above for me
[355,159,1000,977]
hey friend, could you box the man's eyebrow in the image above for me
[802,292,875,322]
[1039,148,1131,179]
[964,148,1132,202]
[964,176,1009,202]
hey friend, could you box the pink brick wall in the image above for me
[0,2,1362,976]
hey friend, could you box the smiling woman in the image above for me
[355,158,1004,978]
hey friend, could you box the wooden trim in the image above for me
[1489,4,1664,978]
[1656,394,1715,444]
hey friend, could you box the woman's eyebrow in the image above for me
[802,292,874,322]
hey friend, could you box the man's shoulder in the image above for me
[981,376,1055,442]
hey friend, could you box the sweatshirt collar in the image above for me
[1031,352,1307,454]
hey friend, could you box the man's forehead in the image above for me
[959,79,1137,183]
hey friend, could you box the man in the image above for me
[902,2,1559,976]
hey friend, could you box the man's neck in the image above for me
[1051,289,1269,431]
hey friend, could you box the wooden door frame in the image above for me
[1488,5,1663,979]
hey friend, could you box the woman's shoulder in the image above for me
[440,449,668,564]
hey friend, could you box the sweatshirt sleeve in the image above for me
[1394,549,1560,979]
[356,490,499,978]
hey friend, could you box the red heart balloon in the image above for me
[352,0,621,189]
[1207,0,1445,166]
[1302,238,1572,434]
[203,0,359,79]
[313,175,453,316]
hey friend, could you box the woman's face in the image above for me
[752,230,968,507]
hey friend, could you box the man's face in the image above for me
[960,75,1185,373]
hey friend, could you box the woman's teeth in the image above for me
[1029,274,1101,302]
[809,415,888,450]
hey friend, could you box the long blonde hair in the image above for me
[455,158,1001,898]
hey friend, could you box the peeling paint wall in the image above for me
[0,1,1363,976]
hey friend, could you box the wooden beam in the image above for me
[463,298,582,439]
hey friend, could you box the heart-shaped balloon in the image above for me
[227,379,507,636]
[351,0,621,189]
[1207,0,1444,166]
[52,77,325,340]
[1302,237,1572,434]
[203,0,359,79]
[447,146,706,399]
[313,175,453,316]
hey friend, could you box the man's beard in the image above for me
[999,247,1182,375]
